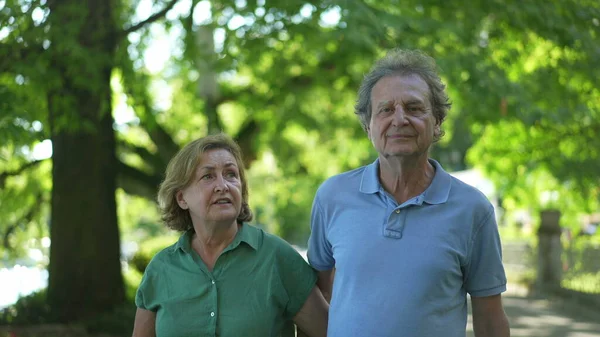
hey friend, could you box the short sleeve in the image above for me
[307,194,334,271]
[275,240,318,319]
[465,206,507,297]
[135,263,160,312]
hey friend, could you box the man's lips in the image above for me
[387,134,414,138]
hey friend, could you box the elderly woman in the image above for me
[132,133,328,337]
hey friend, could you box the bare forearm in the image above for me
[297,330,309,337]
[473,315,510,337]
[316,269,335,303]
[132,308,156,337]
[293,286,329,337]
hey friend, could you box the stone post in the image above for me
[537,209,563,290]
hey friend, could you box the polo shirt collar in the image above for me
[359,159,381,194]
[359,157,451,204]
[421,159,451,205]
[175,223,259,254]
[229,223,260,250]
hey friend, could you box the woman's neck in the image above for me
[191,221,239,271]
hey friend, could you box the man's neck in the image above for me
[378,155,435,204]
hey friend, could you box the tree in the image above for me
[43,0,124,321]
[0,0,178,321]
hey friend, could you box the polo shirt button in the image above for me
[211,280,215,285]
[395,209,400,214]
[210,312,215,317]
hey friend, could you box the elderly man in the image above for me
[307,49,510,337]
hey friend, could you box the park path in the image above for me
[467,285,600,337]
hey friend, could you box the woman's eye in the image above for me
[201,174,212,180]
[226,172,237,178]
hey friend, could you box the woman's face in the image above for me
[176,148,243,227]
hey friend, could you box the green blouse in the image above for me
[135,224,318,337]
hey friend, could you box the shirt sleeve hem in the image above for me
[468,284,507,297]
[308,261,335,272]
[285,270,319,318]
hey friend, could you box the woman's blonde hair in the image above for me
[157,133,253,231]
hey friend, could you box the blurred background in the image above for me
[0,0,599,335]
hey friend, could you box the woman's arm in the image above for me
[132,308,156,337]
[294,285,329,337]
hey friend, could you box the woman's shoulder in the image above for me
[244,224,299,255]
[143,239,181,273]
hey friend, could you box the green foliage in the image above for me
[0,288,136,335]
[562,271,600,294]
[130,235,178,273]
[123,266,144,301]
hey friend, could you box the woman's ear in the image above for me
[176,191,188,210]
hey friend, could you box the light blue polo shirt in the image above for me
[308,158,507,337]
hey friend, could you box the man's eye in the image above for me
[380,107,393,113]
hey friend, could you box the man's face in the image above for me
[368,74,439,159]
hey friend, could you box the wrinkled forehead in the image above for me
[371,74,431,104]
[195,147,239,169]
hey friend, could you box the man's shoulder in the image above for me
[448,175,490,202]
[317,165,369,195]
[444,175,495,215]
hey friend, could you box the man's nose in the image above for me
[392,105,408,125]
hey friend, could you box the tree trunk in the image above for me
[195,24,223,134]
[46,0,124,322]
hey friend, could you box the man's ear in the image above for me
[434,123,441,139]
[176,191,188,210]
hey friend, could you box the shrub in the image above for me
[0,290,53,325]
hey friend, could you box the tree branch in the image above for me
[117,161,163,200]
[121,69,181,165]
[0,159,45,189]
[3,193,44,250]
[117,139,165,171]
[234,119,259,167]
[121,0,180,36]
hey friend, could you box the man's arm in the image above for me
[316,269,335,303]
[471,294,510,337]
[132,308,156,337]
